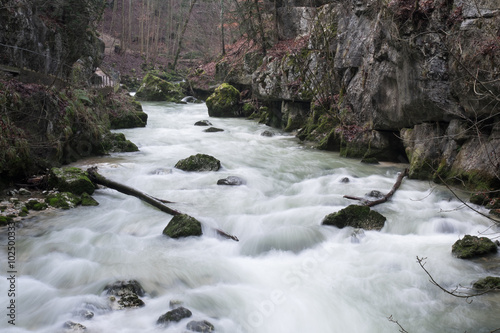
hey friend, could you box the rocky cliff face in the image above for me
[214,0,500,189]
[0,0,104,81]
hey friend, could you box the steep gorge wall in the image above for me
[218,0,500,189]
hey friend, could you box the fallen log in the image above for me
[343,168,409,207]
[87,167,239,241]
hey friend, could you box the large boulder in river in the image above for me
[49,167,95,195]
[135,74,183,102]
[451,235,498,259]
[473,276,500,290]
[163,214,203,238]
[322,205,386,230]
[206,83,240,117]
[175,154,221,172]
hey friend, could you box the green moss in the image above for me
[322,204,386,230]
[206,83,241,117]
[81,192,99,206]
[242,103,256,117]
[101,133,139,153]
[0,216,13,226]
[135,74,184,102]
[45,192,81,209]
[174,154,221,172]
[451,235,498,259]
[162,214,202,238]
[49,167,95,195]
[25,199,48,211]
[110,111,148,129]
[473,276,500,290]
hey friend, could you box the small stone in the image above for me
[204,127,224,133]
[261,130,274,137]
[194,120,212,126]
[63,321,86,332]
[157,306,192,325]
[340,177,350,183]
[186,320,215,332]
[217,176,246,186]
[18,188,31,196]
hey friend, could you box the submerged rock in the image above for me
[104,280,145,297]
[472,276,500,290]
[204,127,224,133]
[322,205,386,230]
[157,306,192,325]
[194,120,212,126]
[49,167,95,195]
[186,320,215,332]
[104,280,146,309]
[217,176,246,186]
[451,235,498,259]
[261,130,274,137]
[175,154,221,172]
[206,83,240,117]
[163,214,203,238]
[62,321,86,332]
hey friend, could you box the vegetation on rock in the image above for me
[322,204,387,230]
[175,154,221,172]
[206,83,241,117]
[451,235,498,259]
[135,74,184,102]
[162,214,203,238]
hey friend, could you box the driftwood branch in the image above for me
[344,168,409,207]
[87,167,239,241]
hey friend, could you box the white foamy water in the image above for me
[1,102,499,333]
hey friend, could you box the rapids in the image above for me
[1,101,499,333]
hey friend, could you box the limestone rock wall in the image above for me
[216,0,500,188]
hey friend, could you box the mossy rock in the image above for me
[322,204,387,230]
[175,154,221,172]
[162,214,202,238]
[135,74,184,102]
[45,192,81,209]
[157,307,192,325]
[472,276,500,290]
[49,167,95,195]
[451,235,498,259]
[110,111,148,129]
[206,83,241,117]
[101,132,139,153]
[470,192,489,206]
[81,192,99,206]
[186,320,215,332]
[25,199,48,211]
[0,215,13,226]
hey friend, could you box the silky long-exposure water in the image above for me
[1,101,499,333]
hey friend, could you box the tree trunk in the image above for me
[172,0,197,70]
[220,0,225,56]
[343,168,409,207]
[86,167,239,241]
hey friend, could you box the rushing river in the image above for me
[1,101,499,333]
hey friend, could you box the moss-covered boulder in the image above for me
[49,167,95,195]
[451,235,498,259]
[0,215,14,226]
[473,276,500,290]
[175,154,221,172]
[110,110,148,129]
[157,307,192,325]
[163,214,202,238]
[321,205,387,230]
[101,132,139,153]
[135,74,184,102]
[45,192,81,209]
[206,83,241,117]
